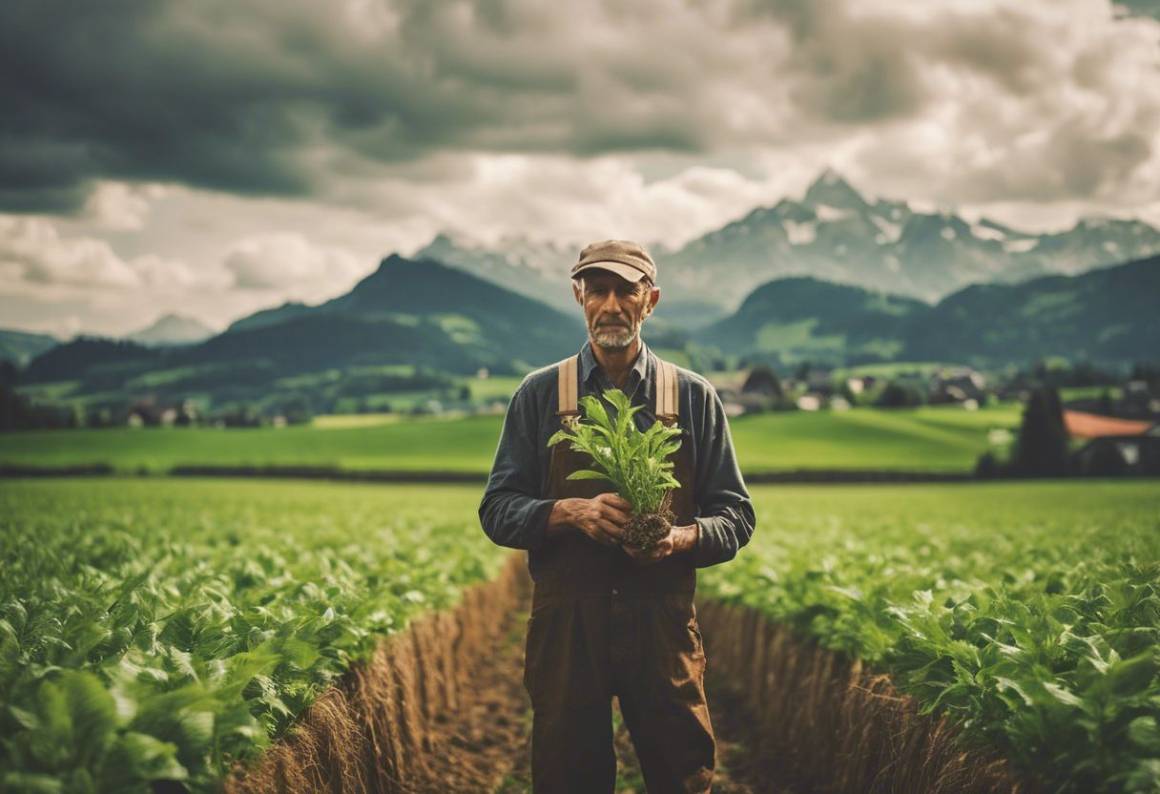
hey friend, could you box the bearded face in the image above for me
[573,270,658,352]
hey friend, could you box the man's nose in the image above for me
[599,291,625,314]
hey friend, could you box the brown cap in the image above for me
[571,239,657,284]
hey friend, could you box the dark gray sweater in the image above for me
[478,339,756,571]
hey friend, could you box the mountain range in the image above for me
[701,253,1159,370]
[19,255,584,407]
[417,170,1160,320]
[13,248,1158,414]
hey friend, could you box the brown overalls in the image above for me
[522,353,716,793]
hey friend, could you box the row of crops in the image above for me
[2,478,1157,792]
[0,480,510,792]
[700,481,1160,793]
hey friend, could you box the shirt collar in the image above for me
[579,338,652,398]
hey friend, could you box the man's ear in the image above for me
[572,279,583,305]
[645,285,660,315]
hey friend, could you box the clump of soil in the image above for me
[621,491,676,551]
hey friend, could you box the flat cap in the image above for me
[571,239,657,284]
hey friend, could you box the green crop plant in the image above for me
[699,481,1160,794]
[548,388,683,550]
[0,479,509,793]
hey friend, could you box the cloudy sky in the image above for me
[2,0,1158,338]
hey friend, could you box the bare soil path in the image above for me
[412,604,788,793]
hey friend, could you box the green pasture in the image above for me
[0,403,1022,475]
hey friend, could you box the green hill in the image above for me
[19,255,585,409]
[903,254,1160,367]
[697,255,1159,368]
[699,277,926,366]
[0,328,61,367]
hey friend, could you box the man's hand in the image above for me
[622,523,699,565]
[547,493,632,546]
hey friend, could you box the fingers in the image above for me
[596,530,621,546]
[582,519,622,546]
[622,536,673,564]
[608,495,633,511]
[602,505,631,526]
[596,493,633,512]
[598,519,625,542]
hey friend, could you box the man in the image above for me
[478,239,756,793]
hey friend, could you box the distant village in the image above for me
[5,358,1159,478]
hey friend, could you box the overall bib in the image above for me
[522,353,716,793]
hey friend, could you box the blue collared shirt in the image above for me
[478,338,756,569]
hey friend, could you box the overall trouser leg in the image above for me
[614,597,715,793]
[524,595,617,794]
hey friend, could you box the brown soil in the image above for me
[490,656,782,794]
[623,490,676,551]
[695,599,1032,794]
[225,553,1031,793]
[223,554,534,793]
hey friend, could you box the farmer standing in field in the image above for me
[479,239,756,793]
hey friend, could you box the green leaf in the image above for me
[0,772,64,793]
[98,732,189,790]
[1042,681,1083,707]
[566,470,614,482]
[57,670,119,768]
[1128,716,1160,752]
[1107,650,1158,696]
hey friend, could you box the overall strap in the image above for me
[555,351,679,427]
[555,354,581,429]
[655,357,679,427]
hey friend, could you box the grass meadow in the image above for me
[0,402,1023,475]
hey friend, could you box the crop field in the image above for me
[0,402,1022,475]
[0,479,510,792]
[1,477,1157,792]
[701,481,1160,792]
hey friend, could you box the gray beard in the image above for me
[592,325,638,350]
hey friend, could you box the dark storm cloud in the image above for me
[0,0,490,211]
[0,0,1156,213]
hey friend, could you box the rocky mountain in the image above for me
[127,313,217,346]
[415,233,574,313]
[663,169,1160,308]
[416,170,1160,316]
[415,233,729,330]
[0,329,58,367]
[697,253,1160,369]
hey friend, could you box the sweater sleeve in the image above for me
[478,383,556,551]
[691,384,756,568]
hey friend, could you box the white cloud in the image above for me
[82,182,169,230]
[223,232,365,296]
[0,215,225,292]
[0,216,142,288]
[3,0,1159,337]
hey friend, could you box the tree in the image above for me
[1011,385,1070,477]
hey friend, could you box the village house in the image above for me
[1066,409,1160,475]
